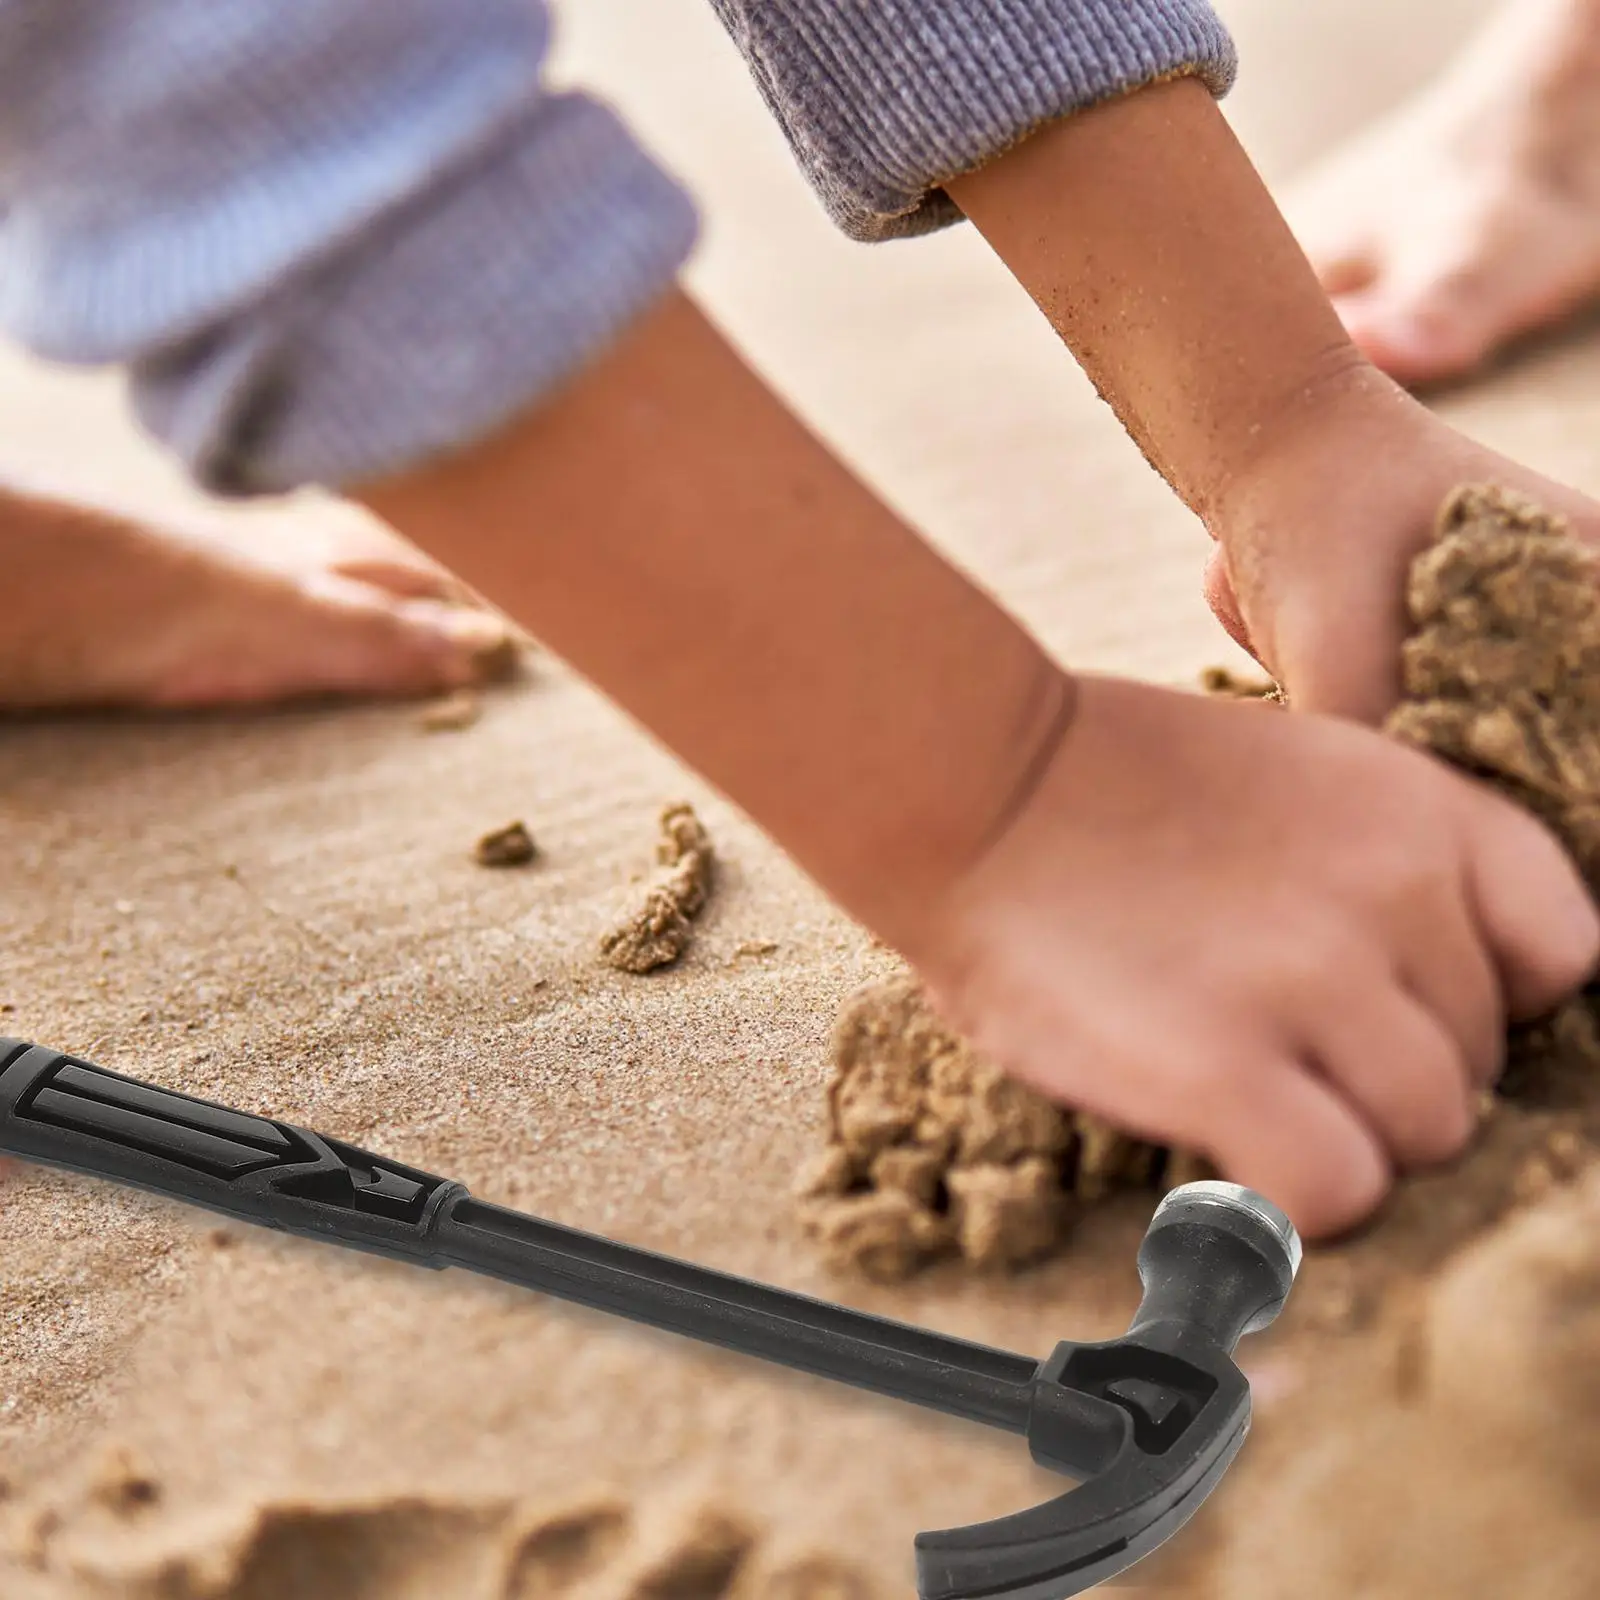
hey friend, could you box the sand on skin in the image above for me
[7,0,1600,1596]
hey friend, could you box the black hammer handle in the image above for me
[0,1040,1042,1436]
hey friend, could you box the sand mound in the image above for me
[795,976,1211,1280]
[798,486,1600,1281]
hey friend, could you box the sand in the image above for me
[599,806,715,975]
[475,823,540,871]
[419,691,487,735]
[1388,485,1600,1098]
[795,978,1211,1282]
[6,0,1600,1596]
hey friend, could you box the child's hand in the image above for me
[948,82,1600,725]
[1205,373,1600,723]
[905,676,1599,1240]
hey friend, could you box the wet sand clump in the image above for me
[796,977,1210,1281]
[473,821,538,869]
[600,804,715,974]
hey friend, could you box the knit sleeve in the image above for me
[708,0,1237,240]
[0,0,699,495]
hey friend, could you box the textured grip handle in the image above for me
[0,1039,461,1265]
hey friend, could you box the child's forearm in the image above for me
[947,78,1380,522]
[359,290,1071,942]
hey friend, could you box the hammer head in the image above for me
[915,1182,1300,1600]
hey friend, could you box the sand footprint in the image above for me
[502,1500,633,1595]
[503,1499,874,1600]
[14,1477,878,1600]
[572,1504,754,1600]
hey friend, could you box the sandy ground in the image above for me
[8,0,1600,1595]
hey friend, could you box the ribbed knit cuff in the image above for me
[711,0,1237,240]
[131,92,698,496]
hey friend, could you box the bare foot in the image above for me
[1286,0,1600,386]
[0,485,516,710]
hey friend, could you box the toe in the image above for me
[328,554,471,604]
[290,578,518,698]
[395,597,521,684]
[146,576,519,707]
[212,511,472,604]
[1280,162,1385,298]
[1329,185,1600,386]
[1289,212,1380,298]
[1314,249,1379,300]
[1331,281,1494,387]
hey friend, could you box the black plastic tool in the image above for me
[0,1037,1299,1597]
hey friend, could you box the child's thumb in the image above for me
[1201,546,1258,659]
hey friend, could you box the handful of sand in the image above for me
[796,977,1211,1282]
[798,485,1600,1281]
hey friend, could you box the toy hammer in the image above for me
[0,1038,1299,1597]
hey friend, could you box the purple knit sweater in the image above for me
[0,1,1235,495]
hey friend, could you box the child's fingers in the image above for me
[1198,1058,1391,1241]
[1396,900,1505,1090]
[1306,986,1478,1169]
[1463,793,1600,1020]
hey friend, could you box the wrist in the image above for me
[846,658,1081,959]
[1204,348,1403,543]
[1198,374,1478,718]
[950,78,1376,521]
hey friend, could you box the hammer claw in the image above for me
[914,1395,1249,1599]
